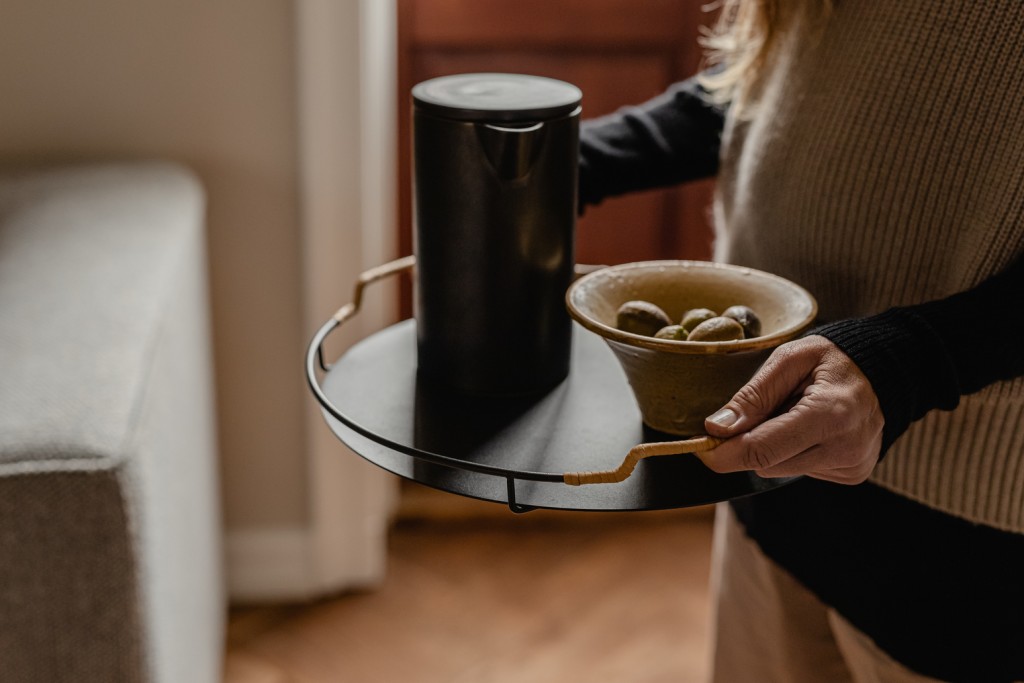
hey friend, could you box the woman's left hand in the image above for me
[699,335,884,484]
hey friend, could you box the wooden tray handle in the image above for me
[563,436,724,486]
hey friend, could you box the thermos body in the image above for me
[412,73,582,396]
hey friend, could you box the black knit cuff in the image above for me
[811,309,960,456]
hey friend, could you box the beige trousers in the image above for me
[707,503,945,683]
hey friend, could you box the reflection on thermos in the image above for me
[412,73,582,396]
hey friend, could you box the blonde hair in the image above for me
[699,0,830,110]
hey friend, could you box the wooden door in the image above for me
[397,0,717,315]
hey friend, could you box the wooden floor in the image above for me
[224,487,716,683]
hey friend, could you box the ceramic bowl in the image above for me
[566,260,818,436]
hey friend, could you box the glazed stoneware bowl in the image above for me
[566,260,818,436]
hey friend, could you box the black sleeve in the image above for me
[578,73,727,209]
[812,253,1024,455]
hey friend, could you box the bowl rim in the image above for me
[566,259,819,355]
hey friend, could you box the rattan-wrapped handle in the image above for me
[563,435,724,486]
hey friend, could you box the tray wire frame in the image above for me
[305,256,565,513]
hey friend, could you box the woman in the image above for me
[578,1,1024,681]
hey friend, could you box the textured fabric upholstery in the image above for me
[0,162,224,682]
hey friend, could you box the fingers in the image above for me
[698,336,884,484]
[755,443,877,484]
[704,341,820,439]
[698,388,832,474]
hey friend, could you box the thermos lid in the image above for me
[412,73,582,123]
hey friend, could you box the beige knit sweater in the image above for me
[714,1,1024,532]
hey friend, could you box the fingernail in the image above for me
[707,408,738,428]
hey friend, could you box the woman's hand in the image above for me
[699,335,884,484]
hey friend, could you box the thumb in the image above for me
[704,342,819,437]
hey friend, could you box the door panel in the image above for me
[398,0,716,314]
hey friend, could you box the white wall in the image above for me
[0,0,398,601]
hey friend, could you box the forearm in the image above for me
[813,253,1024,453]
[578,74,726,208]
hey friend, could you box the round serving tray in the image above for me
[309,316,797,513]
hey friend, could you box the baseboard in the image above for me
[226,527,316,604]
[225,523,387,604]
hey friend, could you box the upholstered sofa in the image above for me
[0,162,224,682]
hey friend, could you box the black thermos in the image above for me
[412,73,582,396]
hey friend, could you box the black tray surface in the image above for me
[319,319,796,512]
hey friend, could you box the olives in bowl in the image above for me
[615,300,673,337]
[619,302,763,343]
[565,260,817,435]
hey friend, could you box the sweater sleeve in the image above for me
[578,73,726,209]
[812,253,1024,455]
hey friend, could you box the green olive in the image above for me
[680,308,717,334]
[616,300,672,337]
[654,324,688,341]
[687,316,745,342]
[722,305,762,339]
